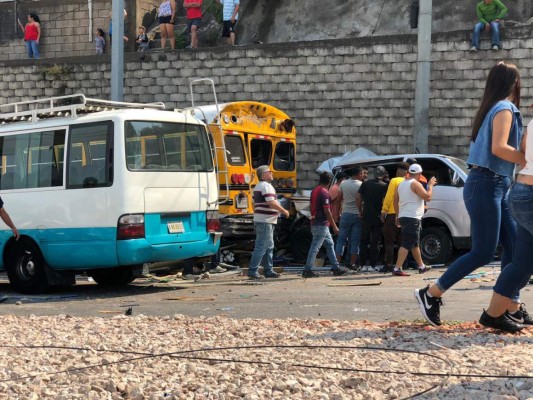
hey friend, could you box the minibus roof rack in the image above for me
[0,94,166,125]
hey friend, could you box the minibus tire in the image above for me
[90,268,136,286]
[6,239,49,294]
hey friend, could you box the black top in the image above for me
[358,178,387,223]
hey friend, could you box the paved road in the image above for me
[1,263,530,324]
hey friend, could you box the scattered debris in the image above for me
[164,296,216,301]
[328,281,382,287]
[124,307,133,316]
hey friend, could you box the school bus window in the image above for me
[164,134,181,166]
[274,142,295,171]
[89,140,107,167]
[224,135,246,165]
[145,137,162,167]
[250,139,272,169]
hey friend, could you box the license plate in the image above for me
[236,196,248,209]
[167,221,185,233]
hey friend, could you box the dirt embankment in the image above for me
[236,0,533,44]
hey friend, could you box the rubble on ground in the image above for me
[0,315,531,399]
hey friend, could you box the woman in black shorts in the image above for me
[159,0,176,50]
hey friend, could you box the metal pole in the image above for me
[413,0,432,153]
[111,0,125,101]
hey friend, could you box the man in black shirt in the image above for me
[356,166,388,271]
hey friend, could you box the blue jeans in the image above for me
[335,213,362,259]
[305,225,341,271]
[472,21,501,49]
[26,40,40,59]
[435,168,517,300]
[493,183,533,299]
[248,222,275,276]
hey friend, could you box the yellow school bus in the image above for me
[187,101,297,244]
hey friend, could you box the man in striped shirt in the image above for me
[248,165,289,279]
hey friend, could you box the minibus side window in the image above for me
[0,130,65,190]
[67,122,113,189]
[274,142,295,171]
[125,121,213,172]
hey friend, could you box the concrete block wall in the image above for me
[1,29,532,188]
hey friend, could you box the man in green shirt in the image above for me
[470,0,508,51]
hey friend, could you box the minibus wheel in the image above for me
[90,267,136,286]
[6,239,49,294]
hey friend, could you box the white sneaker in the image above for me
[470,46,478,52]
[492,45,499,51]
[211,265,227,273]
[361,266,372,273]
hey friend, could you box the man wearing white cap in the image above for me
[392,164,436,276]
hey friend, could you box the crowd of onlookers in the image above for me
[16,0,241,60]
[247,159,436,281]
[247,59,533,335]
[17,0,509,59]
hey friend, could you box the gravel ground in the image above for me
[1,314,532,399]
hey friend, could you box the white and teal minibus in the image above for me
[0,94,221,293]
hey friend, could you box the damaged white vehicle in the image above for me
[291,152,470,265]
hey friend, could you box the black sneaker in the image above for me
[331,268,348,276]
[379,265,393,273]
[302,270,320,278]
[418,265,431,274]
[479,310,524,333]
[506,303,533,325]
[414,286,443,326]
[264,271,281,278]
[248,274,264,280]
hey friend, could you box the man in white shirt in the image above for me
[217,0,240,45]
[248,165,289,279]
[392,164,436,276]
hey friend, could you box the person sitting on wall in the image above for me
[470,0,508,52]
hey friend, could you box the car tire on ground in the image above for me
[420,226,453,265]
[289,226,313,263]
[5,238,50,294]
[90,267,136,286]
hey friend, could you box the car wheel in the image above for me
[6,239,49,294]
[420,226,453,265]
[90,267,136,286]
[289,226,313,263]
